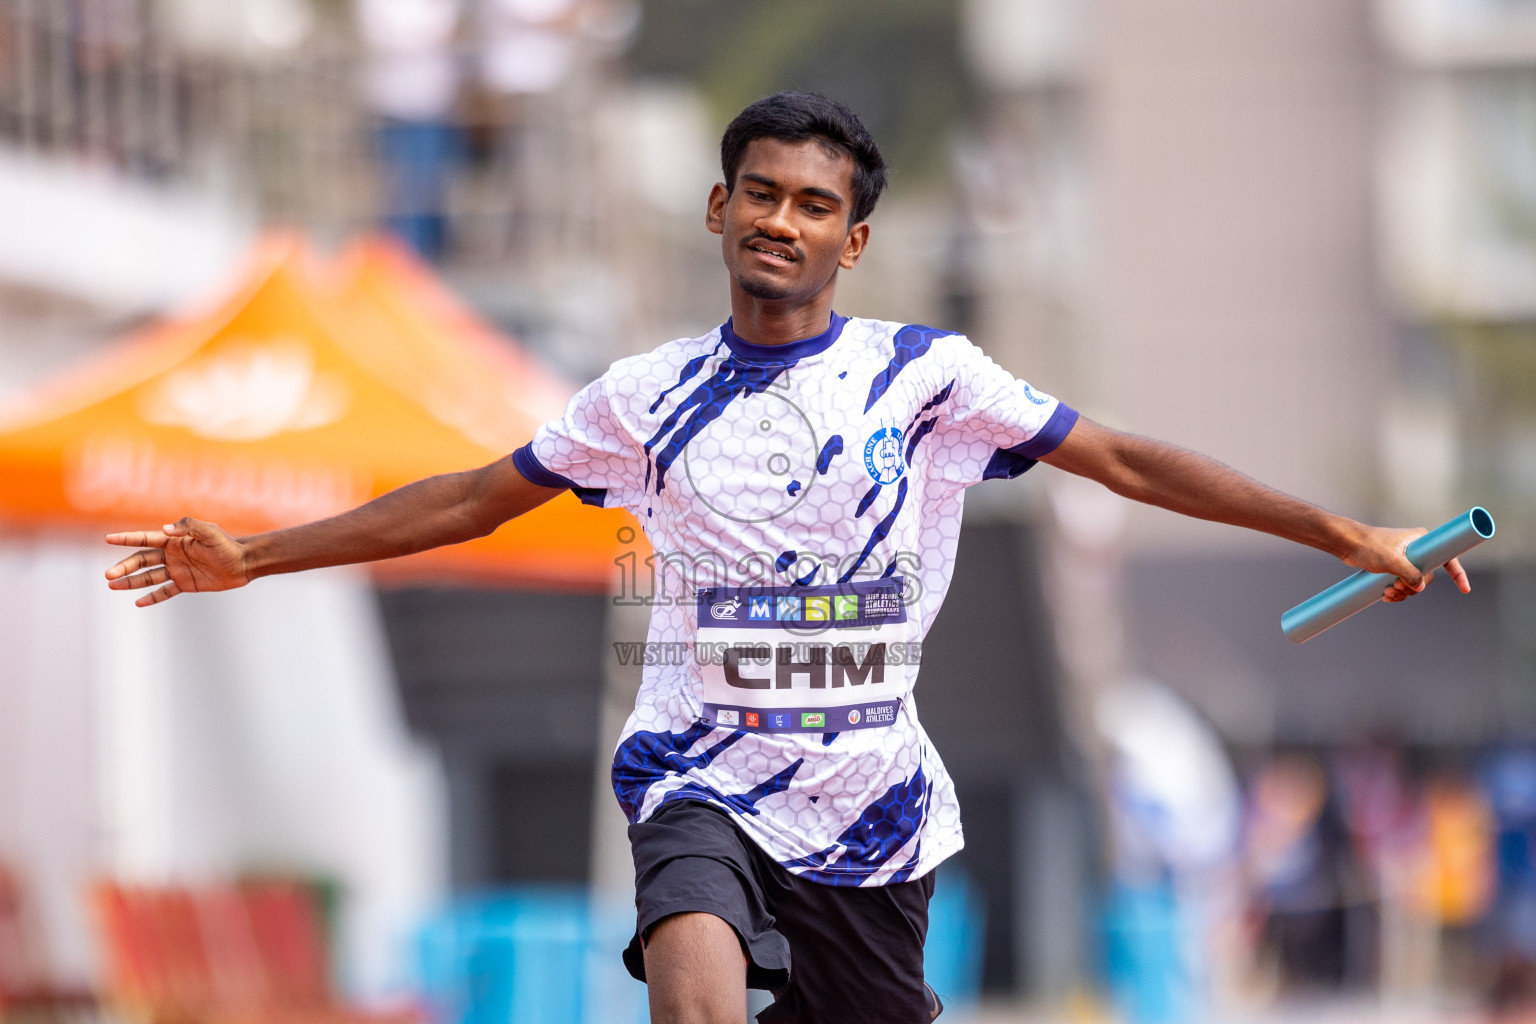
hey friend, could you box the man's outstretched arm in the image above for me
[104,453,565,607]
[1037,416,1471,602]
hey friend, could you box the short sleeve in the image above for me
[931,335,1079,486]
[513,373,644,510]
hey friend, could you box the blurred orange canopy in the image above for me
[0,234,636,589]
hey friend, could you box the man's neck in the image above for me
[727,287,837,346]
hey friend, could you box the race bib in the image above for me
[695,578,919,732]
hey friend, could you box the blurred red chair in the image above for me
[0,862,96,1024]
[91,881,419,1024]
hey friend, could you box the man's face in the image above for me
[706,137,869,306]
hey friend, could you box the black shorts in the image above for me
[622,798,943,1024]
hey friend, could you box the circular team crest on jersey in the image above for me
[847,708,862,725]
[863,425,905,485]
[681,388,819,524]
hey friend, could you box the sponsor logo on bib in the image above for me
[701,700,899,734]
[696,581,913,731]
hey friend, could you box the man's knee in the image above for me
[644,912,749,1024]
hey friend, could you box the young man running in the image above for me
[106,92,1468,1024]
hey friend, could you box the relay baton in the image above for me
[1281,507,1495,644]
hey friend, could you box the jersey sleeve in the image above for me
[933,335,1079,486]
[512,372,644,510]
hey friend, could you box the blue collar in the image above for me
[721,313,847,363]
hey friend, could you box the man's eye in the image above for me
[804,205,831,216]
[746,190,773,201]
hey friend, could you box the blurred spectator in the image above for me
[1334,741,1419,990]
[477,0,579,95]
[1484,747,1536,1011]
[1415,772,1494,929]
[1244,753,1356,991]
[357,0,466,259]
[1336,742,1419,877]
[1097,679,1242,1024]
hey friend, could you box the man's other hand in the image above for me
[1341,525,1472,604]
[105,517,249,607]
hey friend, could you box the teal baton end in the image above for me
[1281,507,1494,644]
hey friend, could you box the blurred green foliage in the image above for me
[627,0,976,192]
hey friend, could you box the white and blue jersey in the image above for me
[513,314,1077,886]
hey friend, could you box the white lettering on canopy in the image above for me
[66,437,367,527]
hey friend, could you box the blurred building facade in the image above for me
[0,0,657,380]
[958,0,1536,1011]
[960,0,1535,740]
[1379,0,1536,541]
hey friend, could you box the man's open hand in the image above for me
[1340,525,1471,604]
[104,517,250,607]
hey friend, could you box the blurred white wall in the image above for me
[0,540,446,1002]
[0,149,253,315]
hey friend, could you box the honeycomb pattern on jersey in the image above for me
[533,317,1070,884]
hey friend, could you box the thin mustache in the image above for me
[745,234,803,261]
